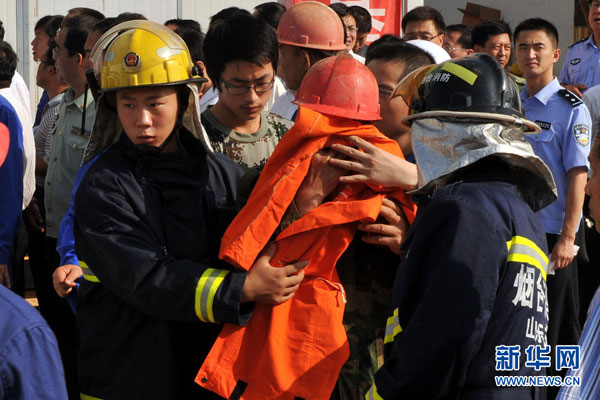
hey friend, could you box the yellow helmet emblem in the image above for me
[92,20,204,92]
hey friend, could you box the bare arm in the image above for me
[551,167,588,269]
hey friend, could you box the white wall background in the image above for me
[0,0,272,115]
[424,0,574,75]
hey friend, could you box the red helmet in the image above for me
[294,54,381,121]
[277,1,346,51]
[0,122,8,167]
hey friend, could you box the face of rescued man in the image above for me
[367,58,413,156]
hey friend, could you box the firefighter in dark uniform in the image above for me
[366,54,558,399]
[73,21,305,399]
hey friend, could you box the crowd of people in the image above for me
[1,1,600,399]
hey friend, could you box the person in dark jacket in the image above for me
[73,20,306,399]
[366,54,558,399]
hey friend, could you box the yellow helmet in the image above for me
[83,20,214,162]
[91,20,205,92]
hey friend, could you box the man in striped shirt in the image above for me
[557,142,600,399]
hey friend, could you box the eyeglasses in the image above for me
[442,46,465,53]
[221,79,275,95]
[378,88,393,101]
[591,1,600,9]
[346,25,358,33]
[403,32,442,42]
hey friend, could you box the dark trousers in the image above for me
[578,196,600,326]
[543,233,582,400]
[25,188,55,319]
[9,222,27,295]
[45,237,80,400]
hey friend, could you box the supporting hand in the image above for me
[242,243,308,304]
[359,197,409,255]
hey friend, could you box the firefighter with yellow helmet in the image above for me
[74,20,306,399]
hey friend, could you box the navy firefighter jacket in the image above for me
[370,160,550,399]
[73,129,247,400]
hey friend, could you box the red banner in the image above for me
[294,0,402,44]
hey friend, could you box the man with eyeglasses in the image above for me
[365,39,434,159]
[202,13,292,170]
[560,0,600,98]
[443,24,474,59]
[401,6,446,48]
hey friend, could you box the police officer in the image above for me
[366,54,556,399]
[515,18,591,399]
[559,0,600,97]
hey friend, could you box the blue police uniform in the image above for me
[367,161,549,399]
[521,78,590,397]
[520,78,591,235]
[559,35,600,89]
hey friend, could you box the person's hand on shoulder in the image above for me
[328,135,418,190]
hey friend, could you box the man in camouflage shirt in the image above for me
[202,13,292,170]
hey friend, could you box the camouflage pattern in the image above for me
[331,232,401,400]
[201,108,292,169]
[509,72,526,93]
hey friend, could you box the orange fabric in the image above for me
[196,107,417,399]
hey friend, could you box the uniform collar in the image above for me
[63,87,94,111]
[587,34,598,49]
[521,77,561,106]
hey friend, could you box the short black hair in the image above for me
[0,40,17,85]
[65,7,105,21]
[176,27,205,64]
[204,13,278,89]
[446,24,473,49]
[208,7,251,32]
[401,6,445,34]
[0,21,4,41]
[349,6,372,34]
[117,12,147,22]
[92,17,119,35]
[253,2,287,30]
[62,15,102,57]
[514,18,559,48]
[472,20,512,48]
[34,15,63,40]
[164,18,201,32]
[368,34,403,51]
[366,42,434,77]
[330,3,350,17]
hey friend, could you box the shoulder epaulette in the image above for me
[569,35,590,48]
[557,89,583,107]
